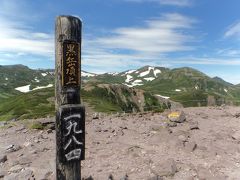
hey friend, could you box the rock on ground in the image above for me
[0,106,240,179]
[168,111,186,123]
[0,155,7,163]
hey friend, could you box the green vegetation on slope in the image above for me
[141,67,239,107]
[81,87,122,113]
[144,92,166,112]
[171,90,208,107]
[0,87,55,121]
[88,66,240,107]
[0,64,54,102]
[1,65,240,121]
[81,85,141,113]
[0,84,164,120]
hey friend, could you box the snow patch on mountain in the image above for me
[156,94,170,99]
[107,72,119,76]
[34,77,40,82]
[41,73,47,77]
[15,84,53,93]
[123,83,143,87]
[82,71,96,77]
[144,77,155,81]
[175,89,181,92]
[123,83,131,87]
[224,88,228,92]
[123,79,143,87]
[32,84,53,91]
[15,85,31,93]
[131,80,143,87]
[125,75,133,83]
[139,67,154,77]
[154,69,161,77]
[125,70,135,74]
[5,77,8,81]
[134,79,142,83]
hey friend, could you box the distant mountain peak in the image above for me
[82,70,96,77]
[2,64,29,69]
[212,76,233,86]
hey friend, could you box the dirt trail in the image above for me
[1,106,240,180]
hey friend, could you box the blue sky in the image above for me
[0,0,240,84]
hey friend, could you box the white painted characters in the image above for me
[64,121,83,136]
[65,149,82,161]
[63,113,83,161]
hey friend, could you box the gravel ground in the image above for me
[1,106,240,180]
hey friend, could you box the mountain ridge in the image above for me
[0,64,240,121]
[1,64,236,85]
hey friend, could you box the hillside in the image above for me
[82,84,171,113]
[90,66,240,107]
[0,87,55,121]
[0,84,168,121]
[0,65,96,101]
[0,65,54,100]
[0,64,240,120]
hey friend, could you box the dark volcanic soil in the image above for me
[1,106,240,180]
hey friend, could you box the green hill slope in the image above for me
[0,87,55,121]
[0,64,240,120]
[89,66,240,107]
[0,64,54,101]
[0,84,167,121]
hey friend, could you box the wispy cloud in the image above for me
[0,0,54,61]
[0,17,53,57]
[217,48,240,57]
[124,0,192,7]
[82,48,170,73]
[169,57,240,66]
[83,13,197,71]
[224,21,240,39]
[82,46,240,75]
[159,0,192,6]
[97,13,196,53]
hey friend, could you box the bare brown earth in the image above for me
[1,106,240,180]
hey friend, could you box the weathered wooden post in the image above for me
[55,15,85,180]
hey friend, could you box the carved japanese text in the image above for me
[62,41,80,87]
[58,105,85,163]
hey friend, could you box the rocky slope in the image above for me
[1,106,240,179]
[89,65,240,107]
[0,83,170,121]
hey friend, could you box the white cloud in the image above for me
[82,48,166,72]
[168,57,240,66]
[224,21,240,39]
[217,48,240,57]
[82,48,240,84]
[82,13,197,72]
[0,17,53,57]
[0,0,54,59]
[83,13,240,74]
[89,13,196,53]
[124,0,192,6]
[159,0,192,6]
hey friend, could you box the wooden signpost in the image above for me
[55,15,85,180]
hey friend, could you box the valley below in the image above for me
[1,106,240,180]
